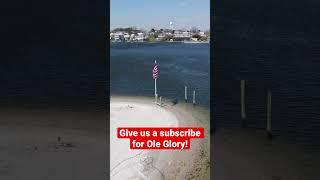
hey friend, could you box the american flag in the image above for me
[153,62,158,80]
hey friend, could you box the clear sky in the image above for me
[110,0,210,31]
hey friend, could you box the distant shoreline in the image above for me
[110,41,210,44]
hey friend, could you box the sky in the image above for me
[110,0,210,31]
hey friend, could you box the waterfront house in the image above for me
[110,33,115,40]
[130,34,135,41]
[124,33,130,41]
[156,33,165,41]
[136,32,145,41]
[174,30,183,38]
[182,31,191,38]
[190,37,198,41]
[114,32,125,41]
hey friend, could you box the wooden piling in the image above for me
[241,80,246,128]
[193,90,196,106]
[185,86,188,102]
[159,96,162,106]
[267,90,272,139]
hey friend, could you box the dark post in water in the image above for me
[193,90,196,106]
[267,90,272,139]
[185,86,188,102]
[241,80,246,128]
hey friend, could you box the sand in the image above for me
[110,96,210,180]
[2,96,316,180]
[0,96,210,180]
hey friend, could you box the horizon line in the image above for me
[110,26,210,31]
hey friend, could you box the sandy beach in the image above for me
[110,96,210,180]
[0,95,210,180]
[1,96,318,180]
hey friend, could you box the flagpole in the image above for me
[154,60,157,104]
[155,78,157,96]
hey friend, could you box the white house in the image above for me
[182,31,191,38]
[136,32,145,41]
[130,34,135,41]
[110,33,115,40]
[174,30,183,38]
[199,31,206,37]
[124,33,130,41]
[114,32,124,41]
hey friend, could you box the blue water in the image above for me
[110,42,210,107]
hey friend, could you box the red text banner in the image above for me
[117,127,204,150]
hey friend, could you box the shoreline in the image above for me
[110,95,210,180]
[0,95,210,180]
[110,41,210,44]
[2,95,316,179]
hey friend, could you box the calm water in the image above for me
[214,36,320,146]
[110,42,210,107]
[0,46,106,110]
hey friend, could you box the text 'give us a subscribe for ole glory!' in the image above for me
[117,127,205,150]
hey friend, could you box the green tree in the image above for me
[147,36,156,42]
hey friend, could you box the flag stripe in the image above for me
[153,64,158,79]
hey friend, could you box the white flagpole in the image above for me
[155,79,157,96]
[154,60,157,104]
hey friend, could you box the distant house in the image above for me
[182,31,191,38]
[191,37,198,41]
[172,30,191,41]
[199,31,206,37]
[149,31,155,36]
[124,33,130,41]
[156,33,165,41]
[114,31,125,41]
[174,30,182,37]
[136,32,145,41]
[110,33,115,40]
[130,34,135,41]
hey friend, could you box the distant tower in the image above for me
[170,21,174,30]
